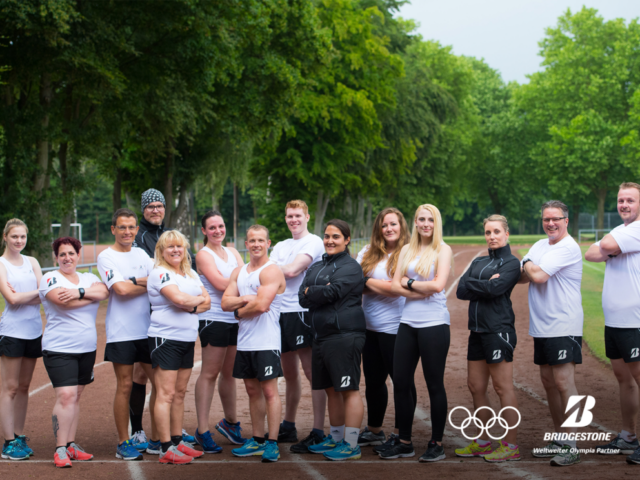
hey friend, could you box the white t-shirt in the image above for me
[356,245,405,334]
[269,233,324,313]
[525,236,583,337]
[400,254,450,328]
[601,221,640,328]
[97,247,154,343]
[236,261,283,351]
[198,246,238,324]
[147,266,204,342]
[39,270,102,353]
[0,256,42,340]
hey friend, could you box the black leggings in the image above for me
[362,329,416,429]
[393,323,450,442]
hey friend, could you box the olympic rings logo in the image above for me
[448,406,521,441]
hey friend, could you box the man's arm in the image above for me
[236,265,284,319]
[221,267,249,312]
[279,253,313,279]
[522,261,550,284]
[585,243,609,263]
[112,280,147,297]
[598,234,622,257]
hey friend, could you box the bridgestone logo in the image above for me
[106,270,114,281]
[561,395,596,428]
[492,350,501,360]
[265,366,273,376]
[558,350,567,360]
[296,335,304,345]
[47,277,57,287]
[160,273,170,283]
[631,348,639,359]
[341,376,350,388]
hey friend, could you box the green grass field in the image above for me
[518,246,608,363]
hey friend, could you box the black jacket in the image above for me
[456,244,521,333]
[133,218,172,259]
[298,250,366,340]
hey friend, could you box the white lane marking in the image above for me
[583,261,605,273]
[446,251,482,299]
[28,361,108,397]
[286,449,326,480]
[127,460,146,480]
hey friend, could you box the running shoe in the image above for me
[455,439,493,457]
[159,444,193,465]
[116,440,143,461]
[277,424,298,443]
[262,441,280,463]
[358,427,385,446]
[596,434,639,455]
[231,438,266,457]
[15,435,33,456]
[67,443,93,461]
[215,419,247,445]
[373,433,399,455]
[550,445,580,466]
[484,441,520,462]
[195,428,222,454]
[291,430,325,453]
[308,435,337,454]
[626,446,640,465]
[1,439,30,460]
[379,441,415,459]
[419,441,446,462]
[182,429,196,446]
[130,430,149,452]
[177,440,204,458]
[146,439,162,455]
[532,440,563,458]
[323,440,361,461]
[54,446,72,468]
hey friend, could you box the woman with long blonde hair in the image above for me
[386,204,452,462]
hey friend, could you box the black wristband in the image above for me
[608,254,617,258]
[363,277,370,286]
[78,288,85,300]
[234,308,241,320]
[407,278,415,290]
[129,277,137,285]
[192,306,197,313]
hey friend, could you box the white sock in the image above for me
[330,424,345,442]
[564,439,576,449]
[621,430,637,442]
[476,438,491,447]
[344,427,359,448]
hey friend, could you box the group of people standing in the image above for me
[0,183,639,469]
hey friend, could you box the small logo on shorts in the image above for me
[160,273,170,283]
[91,370,94,381]
[265,366,273,376]
[341,376,350,388]
[631,348,639,359]
[561,395,596,428]
[558,350,567,360]
[492,350,501,360]
[106,270,114,281]
[47,276,57,287]
[296,335,304,345]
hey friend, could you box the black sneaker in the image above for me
[277,425,298,443]
[419,441,446,462]
[627,446,640,465]
[358,427,385,446]
[379,441,415,459]
[373,433,399,455]
[597,434,639,455]
[290,431,324,454]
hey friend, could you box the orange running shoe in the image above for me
[54,446,72,468]
[67,443,93,461]
[177,441,204,458]
[159,444,193,465]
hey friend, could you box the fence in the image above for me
[578,229,611,243]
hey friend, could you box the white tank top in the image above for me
[400,255,450,328]
[0,256,42,339]
[198,246,239,324]
[236,260,282,351]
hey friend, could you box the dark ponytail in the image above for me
[200,210,223,246]
[325,219,352,254]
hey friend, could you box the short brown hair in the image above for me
[285,200,308,215]
[483,214,509,233]
[619,182,640,195]
[52,237,82,256]
[247,224,269,240]
[541,200,568,218]
[112,208,138,226]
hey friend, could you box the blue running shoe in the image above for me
[116,440,143,461]
[129,430,148,452]
[308,435,337,454]
[195,428,222,454]
[323,440,362,461]
[1,439,30,460]
[15,435,33,456]
[216,418,247,445]
[262,441,280,463]
[146,439,162,455]
[182,429,196,446]
[232,438,266,457]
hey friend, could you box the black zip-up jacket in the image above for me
[456,244,521,333]
[133,218,172,258]
[298,250,366,340]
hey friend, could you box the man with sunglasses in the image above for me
[519,200,584,467]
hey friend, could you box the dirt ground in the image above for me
[0,245,633,479]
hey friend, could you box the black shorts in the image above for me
[199,320,238,348]
[148,337,195,370]
[232,350,282,382]
[605,326,640,363]
[533,336,582,366]
[42,350,96,388]
[467,331,516,364]
[312,333,365,391]
[280,312,312,353]
[104,339,151,365]
[0,335,42,359]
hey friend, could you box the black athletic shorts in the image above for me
[42,350,96,388]
[104,338,151,365]
[0,335,42,359]
[312,332,365,391]
[605,326,640,363]
[199,320,238,348]
[467,330,517,363]
[280,312,312,353]
[232,350,282,382]
[148,337,195,370]
[533,336,582,366]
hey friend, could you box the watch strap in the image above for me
[129,276,137,285]
[78,288,85,300]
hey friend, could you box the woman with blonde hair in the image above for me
[147,230,211,464]
[355,208,416,452]
[386,204,452,462]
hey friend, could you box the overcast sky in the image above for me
[397,1,639,84]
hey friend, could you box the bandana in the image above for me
[141,189,166,211]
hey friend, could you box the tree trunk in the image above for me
[189,188,197,249]
[113,163,122,211]
[233,183,238,247]
[314,190,331,235]
[365,200,373,238]
[596,188,606,231]
[34,73,53,266]
[171,185,189,230]
[164,141,175,227]
[125,191,136,211]
[355,195,365,238]
[58,142,72,238]
[571,204,580,238]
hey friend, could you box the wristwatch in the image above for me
[129,277,137,285]
[363,277,370,286]
[407,278,415,290]
[192,306,197,313]
[234,308,241,320]
[78,288,85,300]
[522,258,532,267]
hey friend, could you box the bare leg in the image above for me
[68,385,85,442]
[139,363,156,439]
[467,360,491,441]
[325,387,345,427]
[51,386,79,446]
[154,368,178,443]
[488,361,518,445]
[112,363,134,443]
[219,346,238,423]
[0,356,23,440]
[551,363,579,435]
[245,379,266,437]
[342,390,364,429]
[170,368,192,437]
[261,378,282,440]
[540,365,565,432]
[281,351,301,423]
[13,357,36,436]
[612,359,640,434]
[299,347,326,430]
[195,346,226,432]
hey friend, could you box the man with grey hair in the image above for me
[519,200,584,467]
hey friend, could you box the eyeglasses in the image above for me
[145,205,165,212]
[542,217,566,224]
[115,226,137,232]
